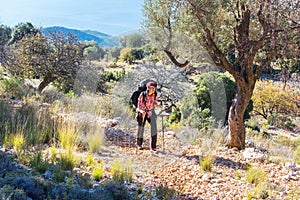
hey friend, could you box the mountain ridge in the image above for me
[42,26,119,47]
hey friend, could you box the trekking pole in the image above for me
[161,114,165,152]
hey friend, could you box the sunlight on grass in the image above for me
[93,163,105,181]
[199,153,215,172]
[57,123,79,151]
[13,133,26,154]
[87,127,104,154]
[59,149,77,171]
[110,159,133,183]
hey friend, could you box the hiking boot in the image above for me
[137,145,143,150]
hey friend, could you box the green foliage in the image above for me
[1,77,27,99]
[8,22,39,45]
[53,166,67,182]
[3,30,83,93]
[0,185,27,200]
[50,146,57,164]
[119,32,147,48]
[57,123,79,151]
[82,41,105,60]
[103,69,126,83]
[155,184,181,200]
[119,47,134,64]
[246,182,269,200]
[110,159,133,183]
[93,164,105,181]
[180,72,252,129]
[267,113,294,129]
[30,151,51,173]
[13,133,26,154]
[0,24,12,46]
[131,48,145,60]
[199,154,215,172]
[59,150,77,171]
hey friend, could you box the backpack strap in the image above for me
[142,91,157,107]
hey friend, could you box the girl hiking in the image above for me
[136,81,161,152]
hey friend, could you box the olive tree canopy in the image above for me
[143,0,300,149]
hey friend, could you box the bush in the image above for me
[1,77,28,99]
[102,180,130,200]
[252,80,300,119]
[180,72,252,130]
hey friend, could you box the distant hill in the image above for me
[42,26,119,47]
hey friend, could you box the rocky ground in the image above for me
[100,126,300,200]
[1,118,299,199]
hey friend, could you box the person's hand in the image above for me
[142,112,146,118]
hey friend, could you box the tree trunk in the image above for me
[37,75,55,93]
[226,82,255,150]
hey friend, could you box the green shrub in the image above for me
[30,151,51,174]
[267,113,294,129]
[0,185,28,200]
[1,77,27,99]
[180,72,252,130]
[53,167,67,182]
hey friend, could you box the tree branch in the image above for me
[163,50,189,68]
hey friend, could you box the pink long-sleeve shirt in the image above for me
[137,91,158,118]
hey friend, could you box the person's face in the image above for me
[148,87,155,95]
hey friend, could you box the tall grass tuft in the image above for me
[199,153,215,172]
[245,167,268,185]
[57,123,79,151]
[59,149,77,171]
[88,127,104,154]
[13,133,26,155]
[0,100,54,147]
[110,159,133,183]
[93,163,105,181]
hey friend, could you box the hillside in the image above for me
[42,26,119,47]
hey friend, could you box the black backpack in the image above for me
[130,79,157,108]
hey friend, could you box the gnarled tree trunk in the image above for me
[227,81,255,149]
[37,75,55,93]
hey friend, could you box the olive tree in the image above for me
[143,0,300,149]
[2,30,83,93]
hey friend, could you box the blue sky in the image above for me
[0,0,144,36]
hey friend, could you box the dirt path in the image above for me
[99,127,300,199]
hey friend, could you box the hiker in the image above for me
[136,81,161,152]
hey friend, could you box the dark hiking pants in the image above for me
[136,110,157,148]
